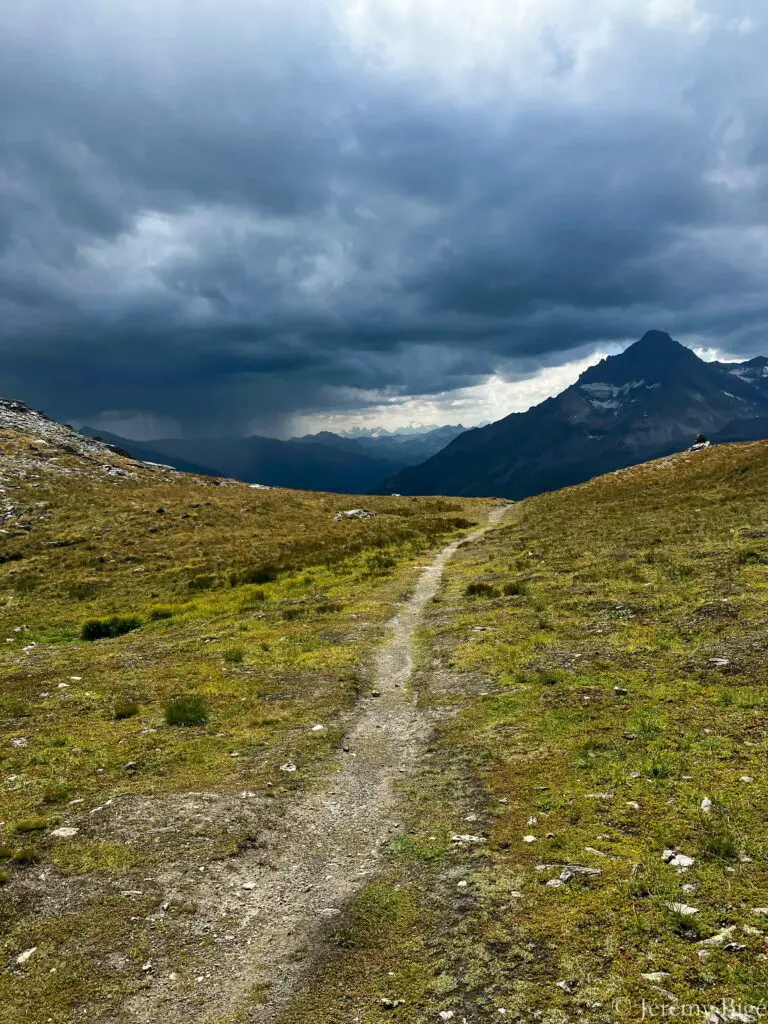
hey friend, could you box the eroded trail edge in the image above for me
[127,505,509,1024]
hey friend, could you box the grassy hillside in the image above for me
[0,421,491,1023]
[284,441,768,1022]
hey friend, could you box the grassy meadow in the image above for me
[0,427,491,1022]
[284,441,768,1023]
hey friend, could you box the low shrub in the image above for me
[503,580,528,596]
[149,606,174,621]
[223,647,244,664]
[81,616,141,641]
[165,696,209,727]
[234,564,278,586]
[114,700,140,720]
[41,784,73,805]
[14,818,49,835]
[464,581,499,598]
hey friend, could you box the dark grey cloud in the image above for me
[1,0,767,434]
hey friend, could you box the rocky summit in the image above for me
[380,331,768,498]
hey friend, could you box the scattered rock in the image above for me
[279,763,298,773]
[333,508,375,521]
[641,972,670,982]
[451,834,486,845]
[50,826,79,838]
[689,434,711,452]
[752,908,768,916]
[242,882,256,891]
[708,657,730,668]
[740,776,755,784]
[700,797,713,813]
[555,980,575,993]
[698,926,736,947]
[438,1013,455,1022]
[522,835,537,843]
[379,997,406,1009]
[311,724,325,732]
[626,801,641,810]
[10,737,28,749]
[370,690,381,698]
[613,686,629,695]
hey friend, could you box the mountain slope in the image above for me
[80,428,400,494]
[289,439,768,1022]
[0,396,491,1024]
[380,331,768,498]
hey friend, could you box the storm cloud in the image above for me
[1,0,767,434]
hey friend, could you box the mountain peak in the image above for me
[629,330,694,360]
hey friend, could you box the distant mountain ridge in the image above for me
[379,331,768,499]
[78,423,467,493]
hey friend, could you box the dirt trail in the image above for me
[127,505,509,1024]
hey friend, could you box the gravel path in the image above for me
[126,505,509,1024]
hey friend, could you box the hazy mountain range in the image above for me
[79,424,468,493]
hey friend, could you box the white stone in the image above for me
[50,826,79,838]
[16,947,37,965]
[665,902,698,916]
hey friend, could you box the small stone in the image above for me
[723,942,747,953]
[242,882,256,891]
[464,813,478,822]
[371,690,381,697]
[752,908,768,916]
[451,834,486,844]
[379,997,406,1009]
[555,980,573,993]
[498,797,508,804]
[626,801,641,810]
[613,686,628,695]
[457,880,468,888]
[10,737,28,749]
[665,901,698,916]
[700,797,713,813]
[311,724,325,732]
[708,657,730,668]
[623,732,638,740]
[70,676,82,681]
[527,816,538,825]
[662,849,695,869]
[50,826,79,838]
[642,972,670,982]
[522,835,537,843]
[438,1013,455,1022]
[740,776,755,784]
[16,947,37,965]
[279,763,297,773]
[141,961,153,971]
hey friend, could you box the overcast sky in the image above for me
[1,0,766,438]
